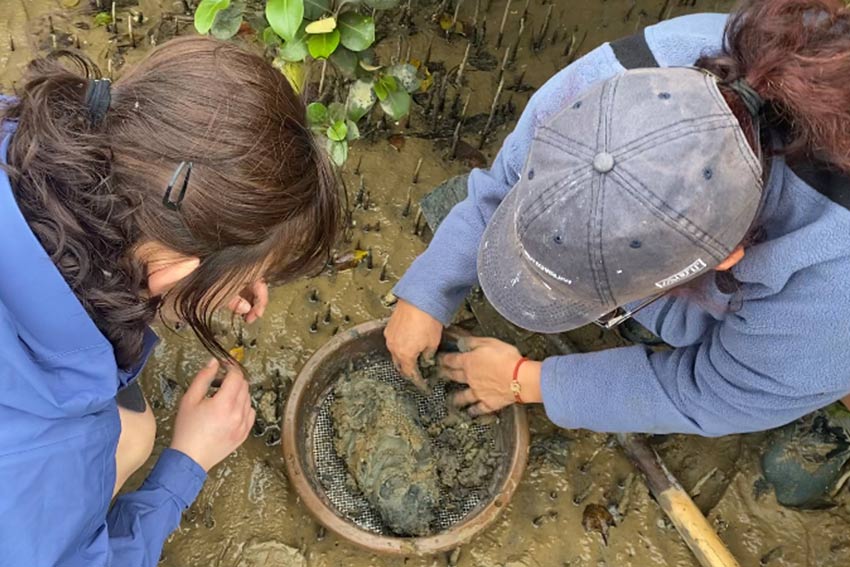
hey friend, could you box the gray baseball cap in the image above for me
[477,67,763,333]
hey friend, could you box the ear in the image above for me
[716,246,745,272]
[147,257,201,296]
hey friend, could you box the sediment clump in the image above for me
[330,359,501,535]
[331,369,441,536]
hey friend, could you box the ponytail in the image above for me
[1,52,154,369]
[697,0,850,171]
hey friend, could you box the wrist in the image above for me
[169,441,211,472]
[516,359,543,404]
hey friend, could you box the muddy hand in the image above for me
[439,336,543,417]
[384,299,443,391]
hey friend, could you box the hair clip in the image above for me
[162,161,193,211]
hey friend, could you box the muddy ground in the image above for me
[3,0,850,565]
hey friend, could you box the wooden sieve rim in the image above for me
[281,318,530,556]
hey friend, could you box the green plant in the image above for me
[306,101,360,166]
[195,0,423,165]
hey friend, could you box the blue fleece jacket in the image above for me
[0,117,206,564]
[394,13,850,436]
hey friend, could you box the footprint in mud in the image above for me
[234,541,305,567]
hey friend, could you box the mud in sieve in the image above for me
[312,355,498,536]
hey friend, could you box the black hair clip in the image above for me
[162,161,193,211]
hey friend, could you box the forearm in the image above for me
[107,448,206,566]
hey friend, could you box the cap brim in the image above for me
[477,185,612,333]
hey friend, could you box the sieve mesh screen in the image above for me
[311,356,497,535]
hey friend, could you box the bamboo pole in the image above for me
[617,434,741,567]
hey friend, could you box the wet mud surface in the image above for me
[4,0,850,566]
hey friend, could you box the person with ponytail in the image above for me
[387,0,850,488]
[0,37,341,565]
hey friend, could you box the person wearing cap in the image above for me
[386,0,850,439]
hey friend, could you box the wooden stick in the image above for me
[479,76,504,149]
[456,41,472,87]
[451,0,464,30]
[128,12,135,48]
[496,0,512,49]
[617,434,741,567]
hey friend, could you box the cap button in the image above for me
[593,152,615,173]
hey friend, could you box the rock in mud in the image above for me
[331,370,440,536]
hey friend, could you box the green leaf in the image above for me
[263,26,282,46]
[272,57,306,93]
[380,89,411,121]
[328,102,346,122]
[386,63,421,93]
[304,0,332,19]
[307,102,328,126]
[327,120,348,142]
[266,0,304,42]
[93,12,112,27]
[382,75,399,92]
[326,138,349,167]
[277,21,309,61]
[329,47,359,78]
[346,80,376,121]
[305,16,336,34]
[345,119,360,141]
[195,0,230,34]
[307,29,340,59]
[210,1,243,39]
[338,12,375,52]
[363,0,400,8]
[373,80,389,101]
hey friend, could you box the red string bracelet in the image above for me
[511,357,529,404]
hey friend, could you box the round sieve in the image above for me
[282,319,530,556]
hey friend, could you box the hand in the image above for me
[384,299,443,389]
[227,280,268,324]
[170,359,256,472]
[439,336,542,416]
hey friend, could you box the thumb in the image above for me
[184,358,221,404]
[457,336,485,352]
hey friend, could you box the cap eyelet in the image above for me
[572,101,582,109]
[658,92,671,100]
[630,240,642,249]
[528,169,535,180]
[553,235,563,244]
[703,167,713,180]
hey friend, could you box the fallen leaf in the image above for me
[388,134,405,152]
[333,249,368,271]
[229,345,245,363]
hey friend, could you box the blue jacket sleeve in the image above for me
[105,449,206,566]
[393,13,729,325]
[393,43,627,324]
[540,274,850,436]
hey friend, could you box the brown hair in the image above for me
[697,0,850,172]
[1,37,342,368]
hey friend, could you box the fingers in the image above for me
[451,388,478,408]
[457,336,487,353]
[184,359,221,404]
[245,281,269,324]
[439,352,465,370]
[228,295,252,316]
[468,401,494,417]
[216,365,247,399]
[438,366,467,384]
